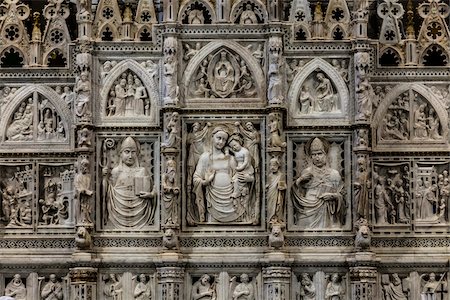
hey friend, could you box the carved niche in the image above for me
[185,121,262,227]
[0,164,33,228]
[38,164,75,227]
[288,58,349,125]
[183,42,265,108]
[0,86,71,151]
[98,135,157,230]
[372,162,411,228]
[414,161,450,227]
[288,135,351,230]
[99,59,159,125]
[373,85,448,150]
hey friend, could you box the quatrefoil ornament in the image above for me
[43,0,70,20]
[377,0,404,44]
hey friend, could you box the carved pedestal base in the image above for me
[157,267,184,300]
[262,267,291,300]
[69,267,97,300]
[348,253,378,300]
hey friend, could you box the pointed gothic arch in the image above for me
[372,83,449,149]
[182,40,266,107]
[179,0,216,24]
[0,85,73,150]
[0,46,27,67]
[99,59,159,125]
[230,0,268,24]
[288,58,349,120]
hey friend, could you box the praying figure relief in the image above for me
[325,274,345,300]
[134,274,152,300]
[0,165,33,227]
[163,37,179,105]
[298,273,316,300]
[102,137,156,229]
[190,124,260,225]
[268,36,284,104]
[420,273,447,300]
[5,274,27,300]
[162,156,179,225]
[292,137,345,229]
[354,155,370,220]
[40,274,64,300]
[39,165,75,226]
[416,164,450,224]
[103,274,123,300]
[373,164,410,225]
[381,273,409,300]
[298,72,339,115]
[191,274,217,300]
[239,4,258,24]
[107,71,150,117]
[230,273,256,300]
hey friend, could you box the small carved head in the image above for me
[240,274,249,283]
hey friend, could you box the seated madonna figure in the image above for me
[106,137,156,228]
[193,127,255,223]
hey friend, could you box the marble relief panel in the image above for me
[183,119,263,229]
[287,134,351,231]
[38,163,76,227]
[0,164,33,228]
[96,135,158,231]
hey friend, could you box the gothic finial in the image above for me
[314,1,323,21]
[32,12,42,41]
[406,0,415,38]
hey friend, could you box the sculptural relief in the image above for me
[103,274,123,300]
[75,158,93,225]
[162,156,179,225]
[0,165,33,227]
[292,137,345,229]
[354,155,370,220]
[267,113,286,149]
[230,273,256,300]
[39,164,75,226]
[239,4,258,24]
[163,37,179,105]
[268,223,284,249]
[106,71,151,117]
[420,273,447,300]
[354,218,371,251]
[101,137,156,229]
[330,59,349,83]
[1,86,18,106]
[77,127,92,149]
[162,228,179,250]
[5,274,27,300]
[373,163,410,225]
[381,273,409,300]
[191,274,217,300]
[287,59,306,83]
[188,123,261,225]
[75,226,92,250]
[162,112,181,149]
[298,273,316,300]
[415,163,450,224]
[134,274,152,300]
[379,90,444,142]
[6,96,67,142]
[266,156,286,223]
[189,49,257,99]
[40,274,64,300]
[325,274,345,300]
[268,36,284,104]
[74,70,92,121]
[184,42,202,61]
[297,72,340,114]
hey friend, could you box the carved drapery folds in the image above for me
[374,86,448,149]
[99,136,157,230]
[290,136,349,230]
[186,121,261,226]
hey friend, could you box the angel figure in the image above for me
[420,273,447,300]
[230,274,255,300]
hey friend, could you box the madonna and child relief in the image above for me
[187,122,261,225]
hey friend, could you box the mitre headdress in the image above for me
[120,136,138,152]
